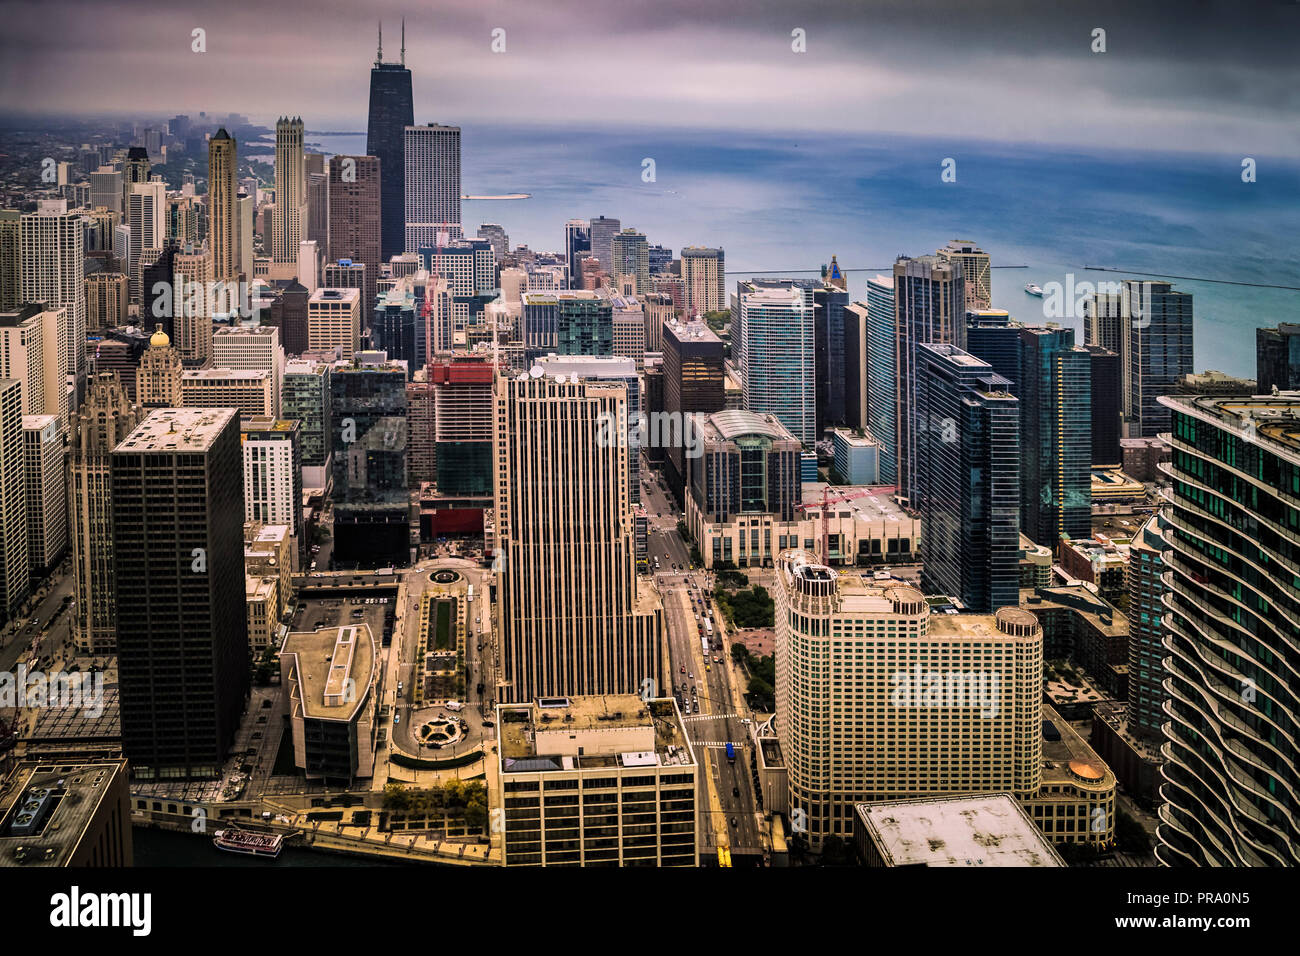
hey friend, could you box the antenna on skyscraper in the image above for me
[401,18,406,65]
[377,21,383,64]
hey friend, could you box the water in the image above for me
[252,124,1300,378]
[132,825,409,867]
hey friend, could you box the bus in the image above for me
[467,584,474,603]
[704,619,713,637]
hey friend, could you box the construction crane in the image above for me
[794,486,879,565]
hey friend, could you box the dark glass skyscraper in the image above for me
[111,408,249,779]
[366,33,414,263]
[894,255,965,507]
[813,284,850,435]
[1256,323,1300,393]
[1017,326,1091,547]
[1086,344,1122,465]
[915,343,1019,612]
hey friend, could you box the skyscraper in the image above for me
[915,343,1019,611]
[328,155,382,323]
[366,25,414,262]
[1126,511,1168,740]
[70,371,143,654]
[273,117,307,264]
[1156,393,1300,866]
[734,279,816,447]
[609,228,650,294]
[404,124,462,252]
[20,200,84,381]
[21,415,66,574]
[127,181,166,304]
[136,324,183,408]
[207,128,238,284]
[1255,323,1300,393]
[863,274,897,483]
[563,219,590,289]
[661,319,725,501]
[214,325,284,419]
[0,379,28,622]
[112,407,249,780]
[1015,327,1092,547]
[773,549,1043,850]
[1127,281,1193,437]
[813,283,850,434]
[495,372,663,702]
[556,290,613,356]
[1086,345,1122,465]
[681,246,725,317]
[937,239,992,311]
[241,415,304,564]
[588,216,621,277]
[894,254,965,506]
[283,359,332,489]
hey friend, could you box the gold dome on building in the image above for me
[149,324,170,348]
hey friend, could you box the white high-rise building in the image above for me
[297,239,320,294]
[235,192,255,282]
[89,166,124,215]
[273,117,308,264]
[240,415,302,542]
[772,549,1044,851]
[307,288,361,361]
[20,201,84,382]
[213,325,285,419]
[403,124,462,252]
[128,182,166,298]
[0,379,29,622]
[22,415,67,573]
[0,305,68,433]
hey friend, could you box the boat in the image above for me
[213,827,283,859]
[1024,283,1044,297]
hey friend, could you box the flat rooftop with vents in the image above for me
[855,793,1065,867]
[498,695,695,772]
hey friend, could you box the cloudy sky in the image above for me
[2,0,1297,153]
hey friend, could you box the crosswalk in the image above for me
[682,712,745,722]
[692,741,743,749]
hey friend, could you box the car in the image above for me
[688,672,693,679]
[482,720,495,728]
[730,817,737,827]
[680,666,686,674]
[732,786,740,797]
[393,712,401,724]
[396,681,403,694]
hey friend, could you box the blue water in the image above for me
[255,125,1300,378]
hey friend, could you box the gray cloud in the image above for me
[1,0,1296,152]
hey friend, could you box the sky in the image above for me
[1,0,1298,154]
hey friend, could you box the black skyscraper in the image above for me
[112,408,249,780]
[366,24,414,263]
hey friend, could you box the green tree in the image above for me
[730,642,748,663]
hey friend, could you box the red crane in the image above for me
[795,486,890,565]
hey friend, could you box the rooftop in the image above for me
[703,409,798,444]
[0,760,129,867]
[115,407,235,452]
[856,793,1064,867]
[498,695,694,772]
[281,624,376,723]
[1160,392,1300,461]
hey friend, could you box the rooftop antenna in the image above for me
[401,18,406,65]
[377,21,383,64]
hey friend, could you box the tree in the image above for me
[383,783,410,811]
[731,642,748,663]
[1115,809,1152,854]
